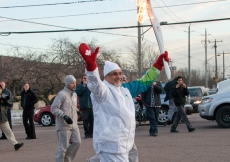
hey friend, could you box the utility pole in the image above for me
[209,39,222,81]
[185,24,194,86]
[214,40,217,80]
[204,29,207,87]
[137,6,142,78]
[218,52,230,80]
[222,51,225,80]
[188,25,191,86]
[201,29,208,87]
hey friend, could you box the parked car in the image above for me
[34,96,82,126]
[198,79,230,128]
[198,91,230,128]
[187,86,209,111]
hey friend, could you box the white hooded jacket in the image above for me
[86,68,135,154]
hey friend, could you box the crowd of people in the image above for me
[0,43,196,162]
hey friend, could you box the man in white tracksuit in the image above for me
[78,43,169,162]
[51,75,81,162]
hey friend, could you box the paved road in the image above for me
[0,113,229,162]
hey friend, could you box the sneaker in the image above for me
[188,127,196,132]
[170,129,179,133]
[14,143,24,151]
[0,136,7,140]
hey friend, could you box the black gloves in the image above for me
[63,115,73,124]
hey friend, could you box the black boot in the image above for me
[14,143,24,151]
[188,127,196,132]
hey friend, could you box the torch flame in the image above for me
[136,0,148,23]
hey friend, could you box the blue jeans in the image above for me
[146,106,159,134]
[167,99,177,120]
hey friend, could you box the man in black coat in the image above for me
[21,83,38,139]
[163,77,178,125]
[75,75,93,138]
[170,76,196,133]
[0,81,14,140]
[142,81,162,136]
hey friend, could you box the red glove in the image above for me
[153,51,169,71]
[78,43,100,71]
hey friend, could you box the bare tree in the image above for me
[125,40,170,82]
[0,37,124,104]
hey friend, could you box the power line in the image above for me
[0,9,136,22]
[153,0,188,29]
[1,17,230,35]
[166,48,203,62]
[157,0,227,8]
[0,16,76,30]
[0,15,139,38]
[159,0,205,32]
[0,0,226,35]
[0,0,227,23]
[0,0,226,9]
[0,42,49,50]
[0,0,105,9]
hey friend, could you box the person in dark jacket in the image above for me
[142,81,163,136]
[0,81,14,140]
[163,77,178,125]
[21,83,38,139]
[170,76,196,133]
[76,74,93,138]
[0,84,24,150]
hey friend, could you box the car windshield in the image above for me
[188,88,202,97]
[208,91,216,95]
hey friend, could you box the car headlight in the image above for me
[194,100,201,104]
[201,98,213,104]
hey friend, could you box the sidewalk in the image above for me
[11,110,23,125]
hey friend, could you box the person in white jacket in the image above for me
[78,43,169,162]
[51,75,81,162]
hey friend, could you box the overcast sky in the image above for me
[0,0,230,78]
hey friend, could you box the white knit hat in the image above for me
[65,75,76,86]
[103,61,121,76]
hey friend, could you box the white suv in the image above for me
[198,80,230,128]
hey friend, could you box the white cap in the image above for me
[103,61,121,76]
[65,75,76,86]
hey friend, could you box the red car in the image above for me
[34,97,82,126]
